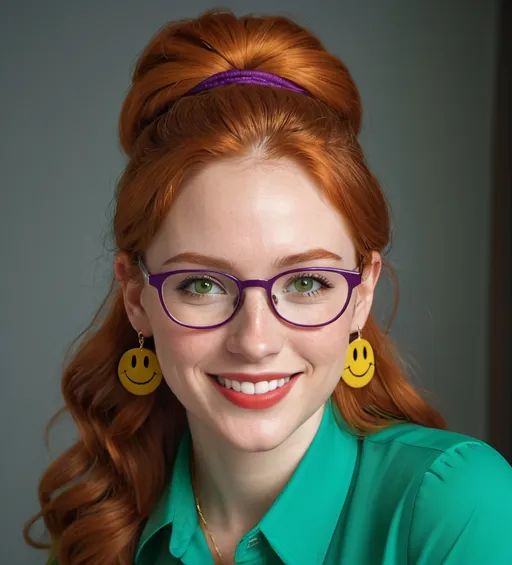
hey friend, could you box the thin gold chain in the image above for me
[191,455,225,565]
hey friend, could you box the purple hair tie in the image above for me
[184,69,312,97]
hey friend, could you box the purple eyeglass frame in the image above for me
[138,258,362,330]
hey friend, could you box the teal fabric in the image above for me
[134,399,512,564]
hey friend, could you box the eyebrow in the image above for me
[161,248,343,271]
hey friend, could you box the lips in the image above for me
[208,372,301,410]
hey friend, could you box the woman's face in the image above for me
[125,158,380,452]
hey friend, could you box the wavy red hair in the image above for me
[24,9,446,564]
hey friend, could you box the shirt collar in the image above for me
[259,399,359,564]
[135,398,359,565]
[135,428,196,563]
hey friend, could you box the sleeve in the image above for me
[407,440,512,565]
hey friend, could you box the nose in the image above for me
[225,287,285,362]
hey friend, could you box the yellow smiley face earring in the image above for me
[341,326,375,388]
[117,331,163,395]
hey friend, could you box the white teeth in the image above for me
[215,375,295,394]
[241,382,255,395]
[255,381,269,394]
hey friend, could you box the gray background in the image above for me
[0,1,499,563]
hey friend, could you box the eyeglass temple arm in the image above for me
[137,255,150,281]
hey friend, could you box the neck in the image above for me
[188,404,325,536]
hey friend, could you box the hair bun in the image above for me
[119,9,362,155]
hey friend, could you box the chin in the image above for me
[221,424,296,453]
[183,375,329,452]
[211,407,317,454]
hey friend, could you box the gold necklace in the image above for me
[191,456,225,565]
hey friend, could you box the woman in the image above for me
[25,9,512,565]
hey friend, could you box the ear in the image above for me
[351,251,382,333]
[114,252,152,336]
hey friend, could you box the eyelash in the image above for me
[286,272,335,289]
[175,274,222,293]
[175,272,335,297]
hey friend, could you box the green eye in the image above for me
[294,278,314,292]
[194,280,213,293]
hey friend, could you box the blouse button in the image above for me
[247,536,260,548]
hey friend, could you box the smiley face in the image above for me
[341,338,375,388]
[117,348,163,395]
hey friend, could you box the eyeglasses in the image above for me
[138,258,362,329]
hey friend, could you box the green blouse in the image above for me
[50,398,512,564]
[135,399,512,564]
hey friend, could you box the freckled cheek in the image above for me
[295,325,350,370]
[150,315,223,374]
[143,293,190,362]
[151,330,219,400]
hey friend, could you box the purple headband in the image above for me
[184,69,312,97]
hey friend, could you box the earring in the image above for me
[341,326,375,388]
[117,331,163,395]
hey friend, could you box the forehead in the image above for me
[148,158,355,272]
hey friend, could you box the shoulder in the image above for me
[365,423,512,563]
[411,439,512,563]
[360,421,496,485]
[364,420,511,478]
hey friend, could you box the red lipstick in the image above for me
[209,372,301,410]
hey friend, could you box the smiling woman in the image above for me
[24,8,512,565]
